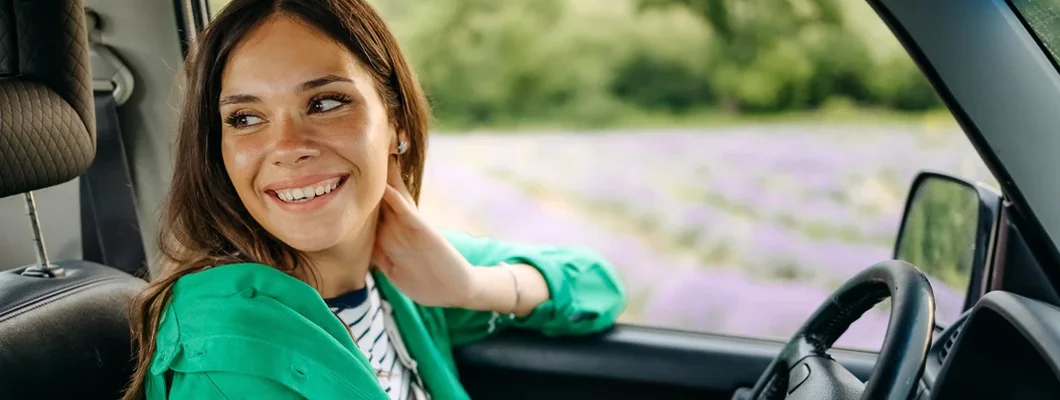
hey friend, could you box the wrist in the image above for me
[464,265,513,312]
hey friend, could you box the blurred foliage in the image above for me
[208,0,944,129]
[895,177,980,290]
[375,0,942,129]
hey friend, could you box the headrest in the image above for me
[0,0,96,198]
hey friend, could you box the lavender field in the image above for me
[417,121,994,351]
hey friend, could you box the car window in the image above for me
[206,0,996,351]
[1011,0,1060,66]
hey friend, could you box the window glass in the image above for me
[207,0,228,16]
[206,0,995,351]
[1011,0,1060,67]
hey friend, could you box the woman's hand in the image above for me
[373,156,551,315]
[371,156,479,308]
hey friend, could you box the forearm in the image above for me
[465,263,549,317]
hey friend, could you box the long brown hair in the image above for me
[122,1,430,398]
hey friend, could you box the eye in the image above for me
[309,93,353,114]
[313,99,343,113]
[224,112,264,129]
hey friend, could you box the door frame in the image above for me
[869,0,1060,298]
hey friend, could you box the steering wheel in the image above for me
[747,260,935,400]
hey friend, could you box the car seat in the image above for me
[0,0,147,398]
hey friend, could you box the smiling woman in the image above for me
[121,1,626,399]
[217,14,395,273]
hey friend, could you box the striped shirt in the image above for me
[325,274,429,400]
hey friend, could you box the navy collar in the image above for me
[325,285,369,309]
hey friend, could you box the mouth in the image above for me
[266,175,348,206]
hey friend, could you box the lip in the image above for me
[263,173,349,214]
[262,173,349,192]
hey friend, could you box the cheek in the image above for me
[221,137,263,196]
[323,105,394,203]
[350,137,391,192]
[343,136,391,208]
[328,117,392,182]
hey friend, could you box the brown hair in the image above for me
[121,1,430,398]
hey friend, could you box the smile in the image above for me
[265,175,348,207]
[272,177,343,203]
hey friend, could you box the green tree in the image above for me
[635,0,937,112]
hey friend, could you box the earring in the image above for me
[396,141,409,155]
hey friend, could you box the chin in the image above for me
[255,197,375,255]
[272,229,348,254]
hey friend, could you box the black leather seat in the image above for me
[0,1,146,399]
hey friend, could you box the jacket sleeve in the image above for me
[167,371,305,400]
[440,230,627,346]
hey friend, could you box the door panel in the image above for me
[454,325,877,399]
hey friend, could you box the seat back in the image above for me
[0,1,146,398]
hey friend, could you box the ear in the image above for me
[389,129,409,155]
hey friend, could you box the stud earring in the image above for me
[396,141,409,155]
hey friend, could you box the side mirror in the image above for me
[894,171,1001,314]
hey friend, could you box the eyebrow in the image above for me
[219,75,354,106]
[300,74,353,91]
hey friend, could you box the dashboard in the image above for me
[917,291,1060,399]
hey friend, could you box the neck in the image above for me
[303,211,378,299]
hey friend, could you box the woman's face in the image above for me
[218,14,396,253]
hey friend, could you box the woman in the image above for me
[122,0,626,399]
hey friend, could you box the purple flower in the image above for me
[420,127,988,351]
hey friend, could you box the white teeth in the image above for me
[273,177,342,203]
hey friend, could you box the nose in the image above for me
[268,115,321,167]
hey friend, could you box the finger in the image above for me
[381,185,416,220]
[371,241,395,274]
[376,193,405,230]
[375,196,391,224]
[387,155,415,204]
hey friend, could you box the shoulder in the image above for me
[165,263,326,330]
[149,264,376,396]
[153,264,310,348]
[159,262,350,339]
[153,263,350,364]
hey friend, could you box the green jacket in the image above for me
[146,231,626,399]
